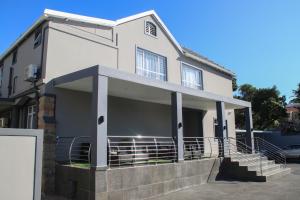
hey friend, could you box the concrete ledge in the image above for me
[56,158,221,200]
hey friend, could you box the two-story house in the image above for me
[1,9,284,199]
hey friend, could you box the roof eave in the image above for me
[0,14,47,61]
[44,9,116,27]
[183,51,235,77]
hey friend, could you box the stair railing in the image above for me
[225,138,263,169]
[254,137,287,169]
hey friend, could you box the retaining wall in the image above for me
[56,158,222,200]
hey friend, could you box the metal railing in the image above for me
[107,136,177,167]
[55,134,287,172]
[183,137,223,160]
[226,137,266,175]
[56,136,91,166]
[254,137,286,168]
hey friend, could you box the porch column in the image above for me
[11,106,19,128]
[91,75,108,169]
[245,107,254,153]
[216,101,229,156]
[171,92,184,162]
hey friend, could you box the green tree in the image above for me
[291,83,300,103]
[235,84,287,130]
[232,77,238,92]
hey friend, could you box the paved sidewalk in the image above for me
[151,164,300,200]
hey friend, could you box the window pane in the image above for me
[182,64,203,90]
[136,48,166,81]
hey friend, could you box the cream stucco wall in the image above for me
[0,13,236,138]
[0,136,36,200]
[115,16,182,84]
[44,20,118,82]
[0,23,47,98]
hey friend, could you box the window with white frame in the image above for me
[27,105,36,129]
[136,48,167,81]
[145,21,157,37]
[181,63,203,90]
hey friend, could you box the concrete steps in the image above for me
[226,153,291,182]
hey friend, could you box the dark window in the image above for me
[12,50,17,65]
[34,27,42,48]
[0,61,3,88]
[8,67,14,96]
[13,76,18,94]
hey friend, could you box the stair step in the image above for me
[263,167,291,181]
[230,153,260,159]
[231,156,268,164]
[246,160,275,170]
[253,164,281,175]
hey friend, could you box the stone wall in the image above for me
[56,158,222,200]
[38,95,56,195]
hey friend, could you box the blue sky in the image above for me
[1,0,299,100]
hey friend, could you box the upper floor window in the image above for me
[8,67,14,96]
[181,63,203,90]
[13,76,18,94]
[34,27,42,48]
[12,49,17,65]
[136,48,167,81]
[145,21,157,37]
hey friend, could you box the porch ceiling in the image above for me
[55,75,244,110]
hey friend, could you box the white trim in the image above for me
[26,105,36,129]
[44,9,116,27]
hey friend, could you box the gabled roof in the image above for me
[0,9,234,76]
[115,10,183,54]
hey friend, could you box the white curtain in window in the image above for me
[136,48,166,81]
[182,64,202,89]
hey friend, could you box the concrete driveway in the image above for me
[151,164,300,200]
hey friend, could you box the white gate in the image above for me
[0,128,43,200]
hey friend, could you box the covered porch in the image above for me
[51,65,252,169]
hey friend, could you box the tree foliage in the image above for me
[291,83,300,103]
[232,77,238,92]
[235,84,287,130]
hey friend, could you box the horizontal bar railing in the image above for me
[57,135,270,169]
[107,136,177,167]
[183,137,223,160]
[56,136,91,167]
[254,137,287,168]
